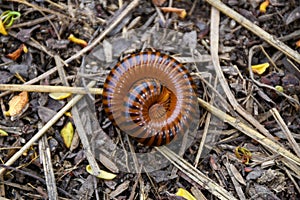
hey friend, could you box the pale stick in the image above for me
[0,82,95,175]
[0,84,103,95]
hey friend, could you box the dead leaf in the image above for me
[37,106,57,123]
[252,184,281,199]
[282,73,300,94]
[246,168,263,180]
[86,165,117,180]
[60,122,74,148]
[257,169,286,192]
[0,70,13,84]
[230,164,246,186]
[77,175,95,199]
[70,131,79,151]
[8,64,29,78]
[99,153,119,173]
[259,0,270,13]
[109,180,130,198]
[4,91,29,118]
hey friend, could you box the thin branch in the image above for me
[0,82,96,176]
[0,164,74,199]
[205,0,300,64]
[197,97,300,168]
[0,84,103,95]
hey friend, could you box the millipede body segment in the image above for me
[102,51,198,146]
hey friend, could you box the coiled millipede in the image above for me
[102,51,198,146]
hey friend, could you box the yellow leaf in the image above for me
[23,44,28,53]
[60,122,74,148]
[259,0,270,13]
[235,146,252,164]
[0,129,8,136]
[0,20,8,35]
[49,92,71,100]
[275,85,283,92]
[178,9,187,19]
[68,34,88,47]
[251,62,269,75]
[86,165,117,180]
[64,112,72,117]
[5,91,29,117]
[176,188,196,200]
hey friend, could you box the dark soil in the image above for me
[1,0,300,199]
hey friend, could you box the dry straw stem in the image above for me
[157,146,238,200]
[206,0,300,64]
[7,0,70,19]
[0,0,140,99]
[0,84,103,95]
[0,0,140,176]
[39,135,58,199]
[0,82,96,176]
[57,54,102,178]
[248,45,299,106]
[65,0,140,63]
[1,84,299,166]
[225,162,246,200]
[11,15,56,28]
[270,108,300,158]
[209,7,276,140]
[197,97,300,167]
[72,106,102,177]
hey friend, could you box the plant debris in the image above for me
[0,0,300,199]
[4,91,29,119]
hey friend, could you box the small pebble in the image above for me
[230,19,237,29]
